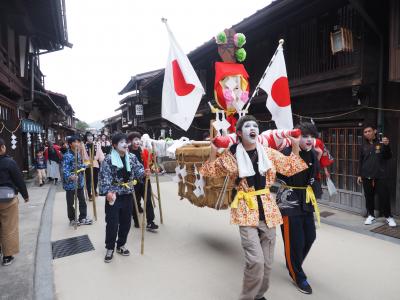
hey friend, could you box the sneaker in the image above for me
[39,183,44,187]
[2,256,15,266]
[79,218,93,225]
[104,250,114,263]
[116,246,130,256]
[146,222,159,232]
[386,217,397,227]
[364,215,376,225]
[69,220,80,226]
[255,297,267,300]
[296,280,312,294]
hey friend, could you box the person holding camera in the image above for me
[357,125,396,227]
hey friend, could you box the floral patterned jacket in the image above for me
[62,150,86,191]
[200,146,307,228]
[99,153,144,196]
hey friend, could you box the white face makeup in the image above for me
[300,134,314,151]
[132,137,141,149]
[241,121,259,144]
[117,140,128,153]
[87,135,94,143]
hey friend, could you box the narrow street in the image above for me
[50,178,400,300]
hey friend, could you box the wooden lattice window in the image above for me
[321,128,363,193]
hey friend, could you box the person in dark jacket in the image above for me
[44,141,62,184]
[276,122,322,295]
[127,132,159,231]
[0,138,29,266]
[357,124,396,227]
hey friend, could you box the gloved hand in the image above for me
[212,136,231,148]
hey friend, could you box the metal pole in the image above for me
[244,39,284,112]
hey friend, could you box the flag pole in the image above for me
[244,39,284,112]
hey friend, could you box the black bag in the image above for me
[0,186,16,203]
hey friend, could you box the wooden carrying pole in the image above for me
[151,142,163,224]
[141,152,152,255]
[90,143,97,221]
[131,183,140,228]
[81,142,89,201]
[73,148,78,230]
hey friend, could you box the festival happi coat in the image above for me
[200,146,307,227]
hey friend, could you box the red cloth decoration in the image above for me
[226,114,237,133]
[315,138,334,169]
[141,148,153,170]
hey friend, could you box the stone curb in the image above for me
[33,185,56,300]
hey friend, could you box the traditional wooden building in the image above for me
[122,0,400,216]
[0,0,72,170]
[102,113,122,135]
[117,70,162,134]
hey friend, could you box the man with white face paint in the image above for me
[99,133,145,263]
[276,122,322,295]
[201,115,307,300]
[83,132,104,200]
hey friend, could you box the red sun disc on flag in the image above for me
[172,60,195,96]
[271,76,291,107]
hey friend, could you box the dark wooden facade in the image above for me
[0,0,72,171]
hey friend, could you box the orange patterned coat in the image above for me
[200,147,307,228]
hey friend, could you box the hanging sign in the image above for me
[135,104,144,116]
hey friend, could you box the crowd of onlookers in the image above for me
[0,133,112,266]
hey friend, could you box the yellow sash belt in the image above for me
[231,188,270,210]
[282,185,320,226]
[115,180,138,189]
[75,168,86,174]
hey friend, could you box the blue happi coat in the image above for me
[62,150,87,191]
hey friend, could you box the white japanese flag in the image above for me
[162,23,205,131]
[259,44,293,129]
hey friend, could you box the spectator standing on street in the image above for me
[62,135,92,226]
[44,141,62,184]
[357,124,396,227]
[0,138,29,266]
[33,149,47,187]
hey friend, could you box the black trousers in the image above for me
[105,194,133,250]
[362,178,392,218]
[132,180,155,226]
[281,213,316,284]
[66,188,87,221]
[85,167,99,197]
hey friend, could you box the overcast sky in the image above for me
[41,0,272,124]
